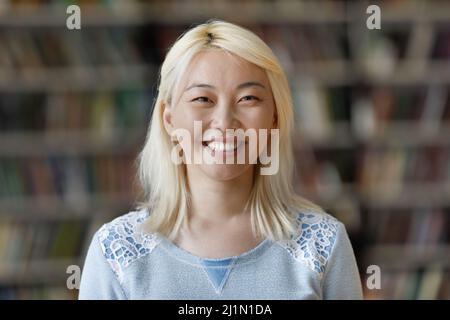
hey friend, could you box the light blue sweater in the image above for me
[78,208,363,299]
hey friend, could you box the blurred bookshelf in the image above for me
[0,0,449,299]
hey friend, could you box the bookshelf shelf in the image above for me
[1,1,450,27]
[363,244,450,269]
[300,183,450,209]
[296,122,450,149]
[0,193,136,218]
[0,65,156,92]
[359,183,450,209]
[365,123,450,147]
[294,61,450,85]
[295,122,355,149]
[348,2,450,24]
[0,1,348,26]
[0,129,146,156]
[0,258,82,285]
[360,60,450,85]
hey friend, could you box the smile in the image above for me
[202,140,245,154]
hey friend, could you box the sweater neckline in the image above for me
[159,235,272,266]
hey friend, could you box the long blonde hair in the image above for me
[137,19,321,241]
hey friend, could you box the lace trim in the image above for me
[279,210,339,278]
[97,209,160,283]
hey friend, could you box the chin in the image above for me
[200,163,253,181]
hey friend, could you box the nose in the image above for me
[209,99,240,132]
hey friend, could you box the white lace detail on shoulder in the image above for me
[97,209,160,283]
[279,210,340,278]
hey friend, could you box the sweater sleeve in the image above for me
[78,231,128,300]
[322,222,363,300]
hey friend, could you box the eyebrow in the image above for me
[184,81,266,92]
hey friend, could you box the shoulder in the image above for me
[95,208,161,282]
[277,209,344,278]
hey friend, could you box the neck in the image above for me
[185,166,255,228]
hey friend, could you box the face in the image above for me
[163,49,277,182]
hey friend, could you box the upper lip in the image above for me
[202,137,246,144]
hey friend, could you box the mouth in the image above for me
[201,140,245,155]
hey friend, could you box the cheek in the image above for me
[171,108,207,157]
[172,106,191,127]
[172,105,209,128]
[241,98,275,124]
[248,108,277,152]
[243,108,276,130]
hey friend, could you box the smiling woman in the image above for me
[78,19,363,300]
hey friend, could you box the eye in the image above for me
[191,96,211,103]
[239,95,260,102]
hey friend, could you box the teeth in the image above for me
[207,142,237,152]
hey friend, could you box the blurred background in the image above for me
[0,0,449,299]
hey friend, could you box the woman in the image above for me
[79,20,363,299]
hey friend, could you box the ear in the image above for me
[162,102,174,135]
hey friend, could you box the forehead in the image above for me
[180,49,270,88]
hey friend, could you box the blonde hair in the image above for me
[137,19,321,241]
